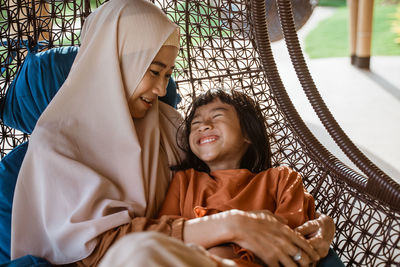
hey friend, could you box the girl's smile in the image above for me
[198,135,219,145]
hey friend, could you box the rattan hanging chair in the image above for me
[1,0,399,266]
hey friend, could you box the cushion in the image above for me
[0,142,28,263]
[1,46,79,134]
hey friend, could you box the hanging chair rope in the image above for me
[250,0,400,211]
[275,0,400,207]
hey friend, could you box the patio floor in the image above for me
[271,6,400,183]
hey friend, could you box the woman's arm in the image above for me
[295,212,336,258]
[184,209,320,267]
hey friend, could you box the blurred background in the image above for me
[271,0,400,182]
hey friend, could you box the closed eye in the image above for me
[151,70,172,80]
[212,113,223,119]
[150,70,159,76]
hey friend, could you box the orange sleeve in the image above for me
[273,167,315,229]
[76,172,188,265]
[75,215,185,266]
[158,171,188,217]
[77,171,190,266]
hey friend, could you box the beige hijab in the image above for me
[11,0,182,263]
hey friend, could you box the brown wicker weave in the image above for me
[1,0,399,266]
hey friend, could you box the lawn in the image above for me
[305,2,400,58]
[318,0,346,7]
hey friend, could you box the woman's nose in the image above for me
[153,79,167,97]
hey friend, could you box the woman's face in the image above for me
[189,98,250,172]
[128,45,179,119]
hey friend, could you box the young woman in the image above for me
[11,0,184,265]
[158,89,338,267]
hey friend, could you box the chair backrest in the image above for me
[1,0,399,265]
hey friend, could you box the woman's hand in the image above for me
[295,213,335,258]
[183,209,320,267]
[233,210,320,267]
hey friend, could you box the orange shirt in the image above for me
[159,166,315,228]
[79,166,314,266]
[158,166,315,266]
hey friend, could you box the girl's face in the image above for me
[189,98,250,172]
[128,45,179,119]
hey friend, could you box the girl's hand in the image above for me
[232,210,320,267]
[295,213,335,258]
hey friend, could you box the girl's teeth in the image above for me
[200,137,217,144]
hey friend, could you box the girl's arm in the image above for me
[183,209,320,267]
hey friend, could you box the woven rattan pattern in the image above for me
[0,0,399,265]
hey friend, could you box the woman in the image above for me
[11,0,183,264]
[11,0,334,266]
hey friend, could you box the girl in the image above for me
[159,89,337,267]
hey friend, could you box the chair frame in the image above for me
[1,0,399,265]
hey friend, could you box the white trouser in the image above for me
[98,232,236,267]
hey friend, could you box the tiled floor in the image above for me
[271,6,400,183]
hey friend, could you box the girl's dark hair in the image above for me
[173,89,272,173]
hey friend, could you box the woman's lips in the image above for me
[140,96,153,108]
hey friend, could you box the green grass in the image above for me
[305,4,400,58]
[318,0,347,7]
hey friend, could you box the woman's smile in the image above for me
[140,96,154,109]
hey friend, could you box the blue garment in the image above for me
[0,142,28,263]
[159,78,182,108]
[0,255,51,267]
[318,248,345,267]
[1,47,79,134]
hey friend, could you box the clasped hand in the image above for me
[184,209,335,267]
[295,212,335,258]
[228,209,323,267]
